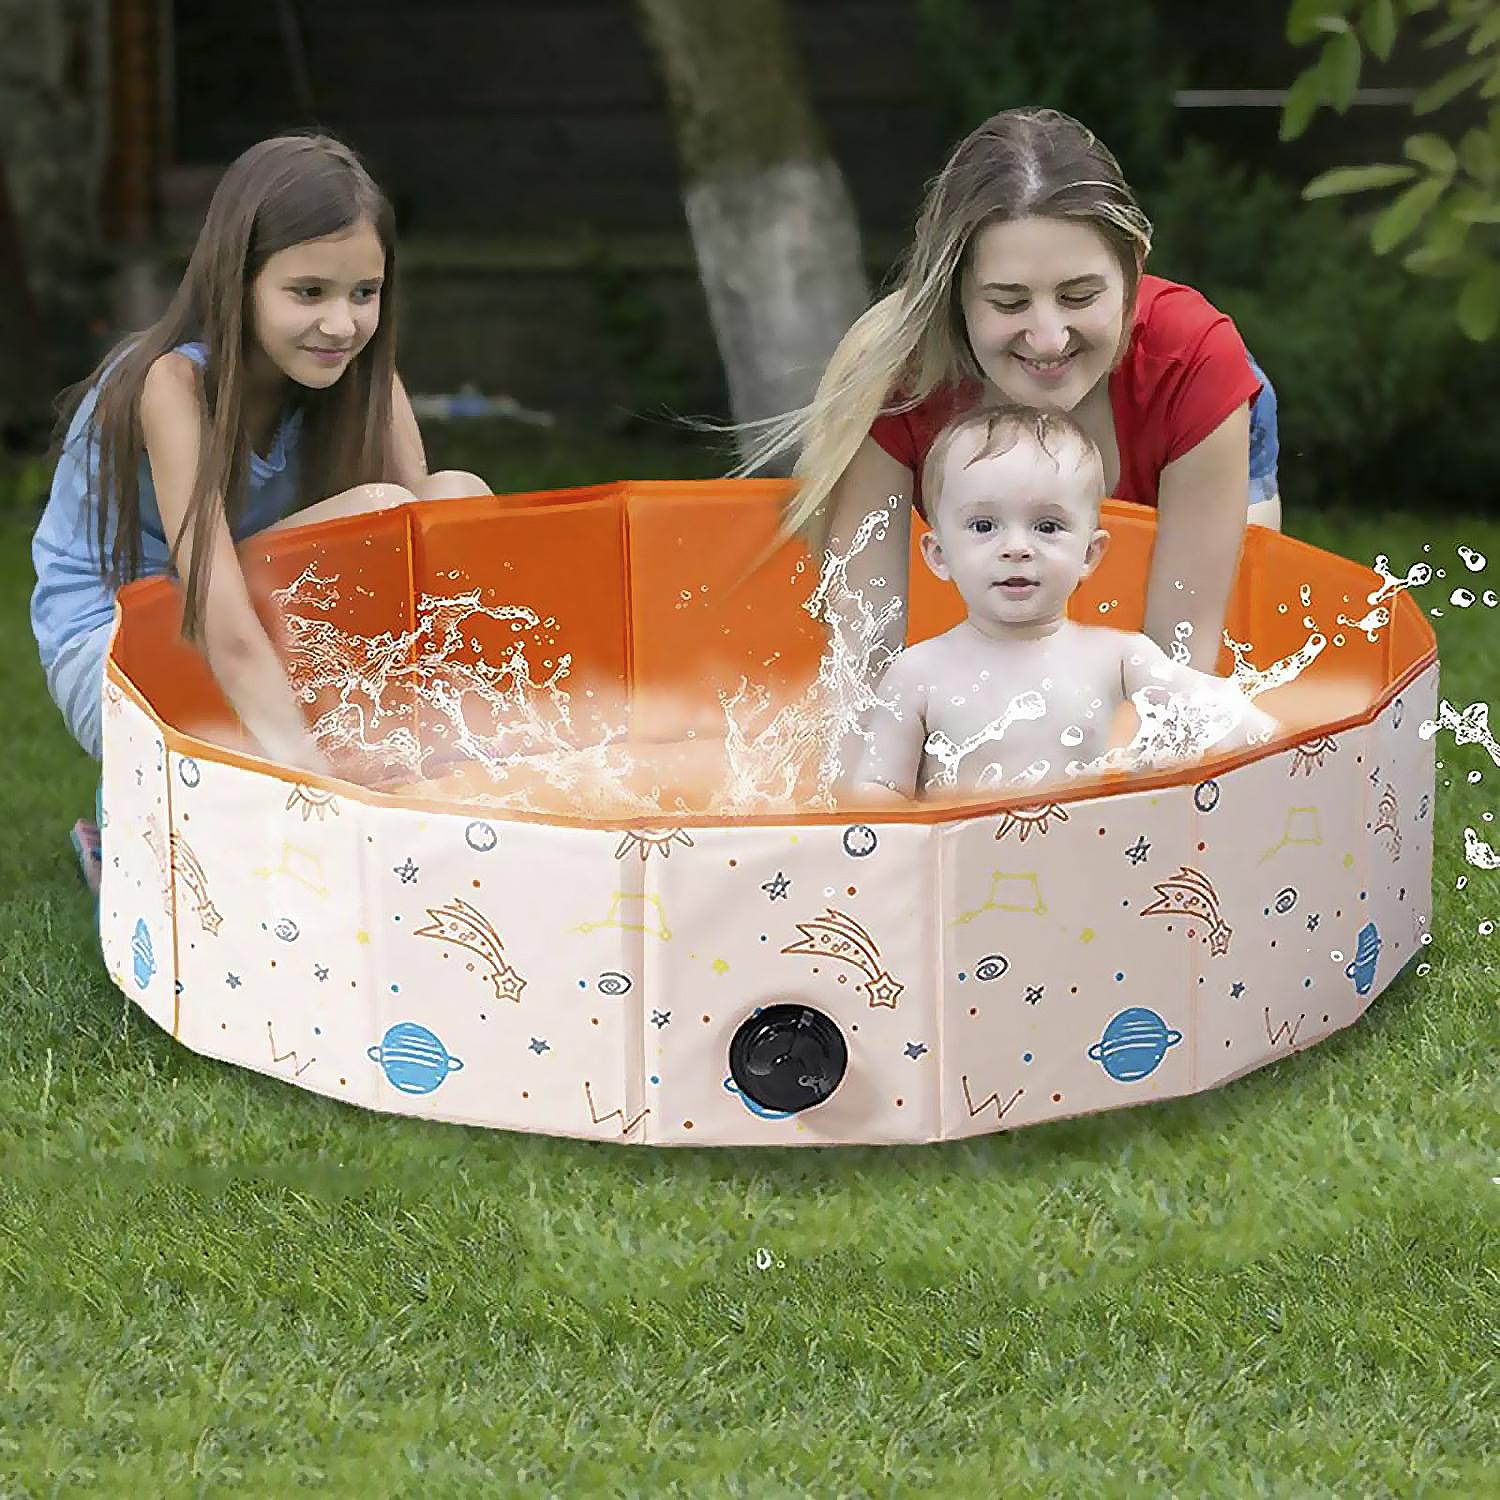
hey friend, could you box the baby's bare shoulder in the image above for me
[880,633,957,689]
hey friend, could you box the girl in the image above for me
[744,107,1281,678]
[30,133,488,893]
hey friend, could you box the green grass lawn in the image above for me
[1,425,1495,1496]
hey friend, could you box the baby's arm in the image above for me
[846,650,929,804]
[1119,632,1279,754]
[142,355,332,776]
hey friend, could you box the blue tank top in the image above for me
[30,341,304,672]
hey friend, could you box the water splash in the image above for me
[1420,700,1500,768]
[922,691,1049,791]
[268,510,1337,817]
[1368,554,1434,606]
[1463,827,1500,871]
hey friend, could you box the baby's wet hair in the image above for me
[922,399,1102,522]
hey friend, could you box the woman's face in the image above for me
[959,216,1128,412]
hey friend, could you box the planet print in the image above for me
[368,1022,465,1095]
[1088,1007,1182,1082]
[131,919,155,990]
[723,1076,794,1120]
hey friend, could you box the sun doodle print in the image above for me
[614,828,695,862]
[993,803,1070,842]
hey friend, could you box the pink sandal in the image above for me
[70,818,102,899]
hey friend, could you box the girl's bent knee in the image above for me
[412,470,489,502]
[362,482,417,510]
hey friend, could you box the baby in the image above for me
[849,401,1277,802]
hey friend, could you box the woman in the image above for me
[751,107,1280,675]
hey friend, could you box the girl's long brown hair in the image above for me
[730,107,1153,558]
[58,132,400,639]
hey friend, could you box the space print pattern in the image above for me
[100,676,1435,1146]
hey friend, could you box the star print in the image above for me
[1306,913,1319,931]
[762,872,791,901]
[650,1009,671,1028]
[314,965,329,981]
[226,973,242,988]
[1125,835,1150,865]
[1230,981,1245,999]
[528,1037,550,1054]
[904,1042,928,1059]
[394,858,419,884]
[1024,985,1044,1004]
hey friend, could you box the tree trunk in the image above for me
[634,0,869,468]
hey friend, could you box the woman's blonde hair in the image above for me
[738,107,1151,557]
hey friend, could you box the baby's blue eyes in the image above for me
[967,517,1065,536]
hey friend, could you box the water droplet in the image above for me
[1460,546,1486,571]
[1060,726,1084,746]
[1451,589,1476,608]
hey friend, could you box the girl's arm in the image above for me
[1142,404,1251,673]
[389,372,429,491]
[141,354,332,775]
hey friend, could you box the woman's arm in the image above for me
[141,354,332,775]
[1143,403,1251,673]
[821,435,918,666]
[847,654,928,804]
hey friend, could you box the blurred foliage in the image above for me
[1151,141,1500,514]
[913,0,1500,511]
[915,0,1183,188]
[1283,0,1500,340]
[576,235,726,432]
[0,450,50,520]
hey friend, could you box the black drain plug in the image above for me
[728,1005,848,1114]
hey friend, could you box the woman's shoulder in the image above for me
[1129,274,1240,360]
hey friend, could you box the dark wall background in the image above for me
[147,0,1498,510]
[169,0,1437,240]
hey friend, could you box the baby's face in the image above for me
[925,426,1106,632]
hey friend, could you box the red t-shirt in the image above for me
[868,274,1262,518]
